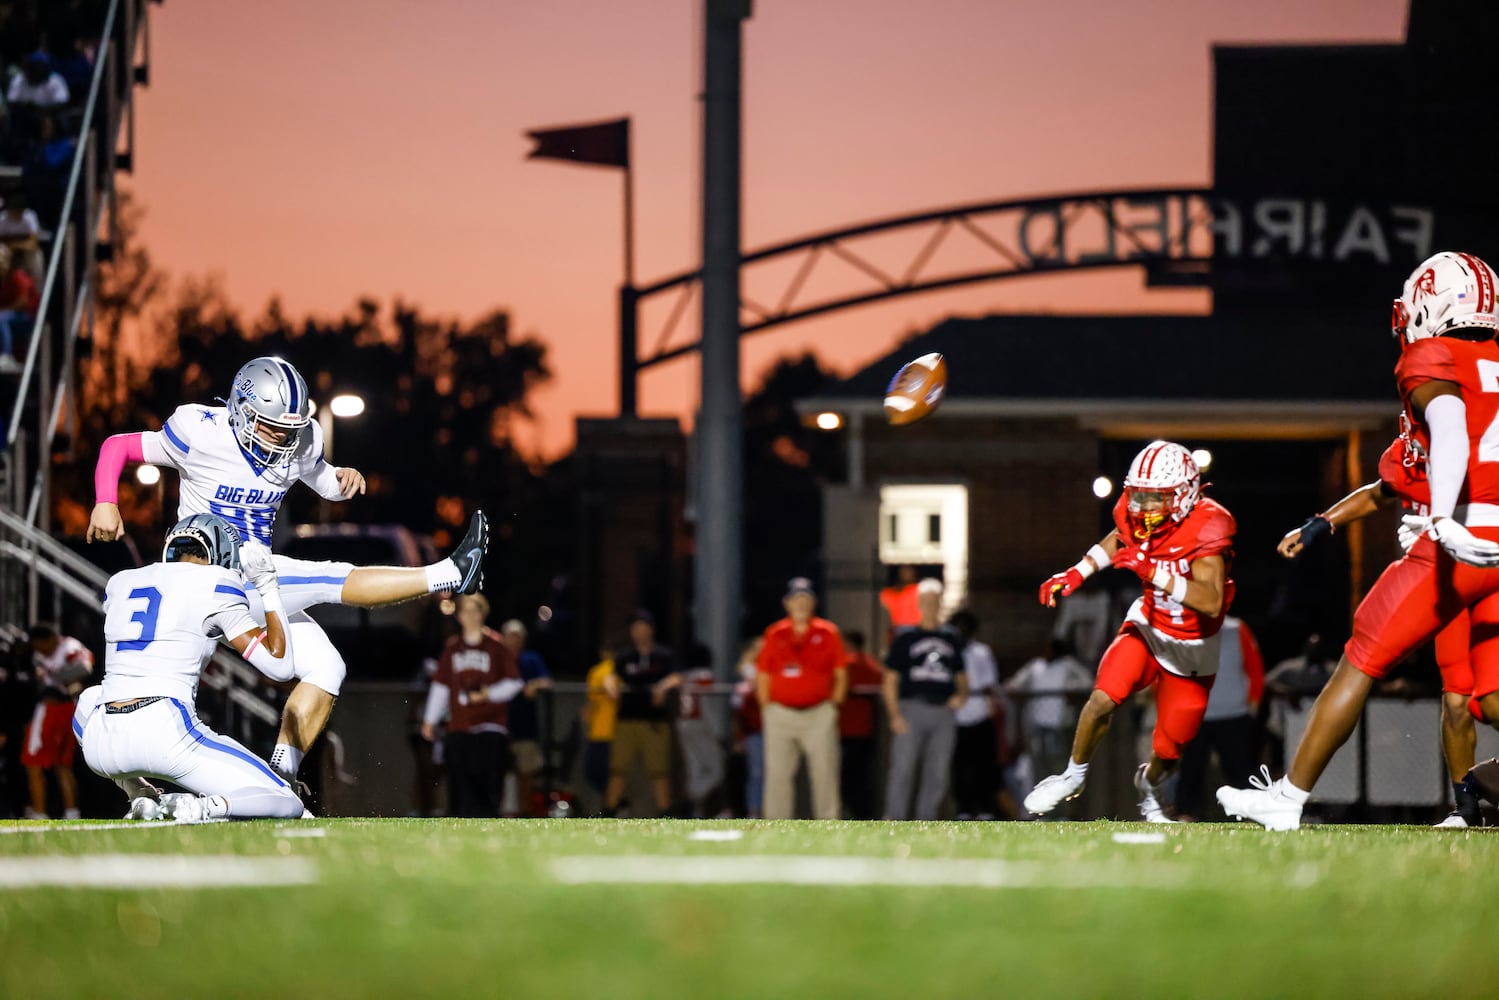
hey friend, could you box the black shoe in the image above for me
[450,511,489,594]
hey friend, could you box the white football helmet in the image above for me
[1392,251,1499,347]
[226,356,312,464]
[1123,440,1201,541]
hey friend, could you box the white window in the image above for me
[878,483,968,615]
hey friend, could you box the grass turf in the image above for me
[1,818,1494,999]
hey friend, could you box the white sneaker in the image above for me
[1434,811,1470,829]
[63,808,81,820]
[127,797,166,821]
[22,807,47,820]
[1024,770,1086,815]
[1134,764,1177,824]
[1217,766,1303,831]
[158,792,209,824]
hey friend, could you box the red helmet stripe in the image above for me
[1457,252,1495,315]
[1140,444,1163,480]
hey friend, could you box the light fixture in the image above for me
[330,394,366,419]
[1191,448,1213,471]
[135,465,161,486]
[1092,475,1113,498]
[815,412,843,431]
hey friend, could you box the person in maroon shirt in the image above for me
[838,630,885,820]
[756,577,847,819]
[420,595,522,817]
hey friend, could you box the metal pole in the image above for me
[619,122,638,418]
[696,0,750,690]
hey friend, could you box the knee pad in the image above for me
[287,618,347,696]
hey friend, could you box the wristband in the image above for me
[1073,544,1110,579]
[1150,565,1189,604]
[1171,575,1189,604]
[1298,513,1334,548]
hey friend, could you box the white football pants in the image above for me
[239,555,353,696]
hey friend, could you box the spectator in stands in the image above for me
[604,610,679,817]
[948,609,1001,820]
[500,619,553,817]
[20,622,92,819]
[1175,615,1264,820]
[5,53,68,145]
[581,650,617,810]
[758,578,846,820]
[838,630,885,820]
[676,641,725,818]
[882,579,967,820]
[22,112,74,222]
[0,188,42,280]
[56,36,95,102]
[1006,637,1094,800]
[0,243,39,374]
[732,636,764,817]
[420,595,521,818]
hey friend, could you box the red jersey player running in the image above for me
[1277,414,1490,826]
[1028,440,1236,823]
[1221,250,1499,830]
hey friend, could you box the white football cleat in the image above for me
[1217,766,1302,831]
[1024,771,1085,815]
[158,792,209,824]
[1134,764,1177,824]
[127,797,165,821]
[1433,811,1470,828]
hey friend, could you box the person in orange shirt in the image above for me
[838,631,886,819]
[756,577,847,820]
[879,565,921,647]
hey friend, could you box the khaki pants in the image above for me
[763,701,841,820]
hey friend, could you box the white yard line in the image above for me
[1112,831,1167,844]
[0,855,318,888]
[0,821,203,835]
[686,829,745,842]
[551,854,1190,889]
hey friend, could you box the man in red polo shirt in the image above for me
[757,577,847,819]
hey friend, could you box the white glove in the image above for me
[1397,513,1430,554]
[239,539,280,593]
[1431,516,1499,567]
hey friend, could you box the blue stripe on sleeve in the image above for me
[214,583,248,601]
[161,421,190,454]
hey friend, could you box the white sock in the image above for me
[270,744,304,779]
[425,559,461,593]
[203,795,229,820]
[1064,758,1089,781]
[1278,779,1310,804]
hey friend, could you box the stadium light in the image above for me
[815,412,843,431]
[1192,448,1213,471]
[1092,475,1113,498]
[330,394,366,419]
[135,464,161,486]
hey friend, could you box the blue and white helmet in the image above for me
[162,513,242,571]
[226,356,312,463]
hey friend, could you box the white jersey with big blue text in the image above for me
[100,562,259,705]
[140,404,344,545]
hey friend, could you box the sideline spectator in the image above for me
[838,630,885,819]
[0,244,39,375]
[500,619,553,817]
[676,642,724,818]
[948,609,1000,820]
[1,626,38,818]
[1006,638,1094,796]
[582,651,617,808]
[21,623,93,819]
[758,578,845,820]
[1262,633,1335,773]
[1176,615,1263,820]
[406,597,457,817]
[420,595,521,818]
[882,579,967,821]
[605,610,678,817]
[879,564,921,646]
[732,637,764,817]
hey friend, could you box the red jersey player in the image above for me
[1222,250,1499,830]
[1028,440,1235,822]
[1277,417,1489,826]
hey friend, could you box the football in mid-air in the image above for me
[883,352,948,425]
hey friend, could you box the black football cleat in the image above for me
[450,511,489,594]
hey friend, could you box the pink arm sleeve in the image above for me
[94,433,145,504]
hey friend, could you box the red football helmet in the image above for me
[1391,251,1499,347]
[1123,440,1201,541]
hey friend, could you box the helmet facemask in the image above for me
[1122,441,1201,543]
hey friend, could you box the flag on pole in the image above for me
[525,118,630,169]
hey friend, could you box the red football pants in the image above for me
[1095,624,1214,761]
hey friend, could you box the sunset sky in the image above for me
[127,0,1407,457]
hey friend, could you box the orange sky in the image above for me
[127,0,1407,457]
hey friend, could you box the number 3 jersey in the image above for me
[140,404,345,545]
[100,562,260,704]
[1111,493,1236,644]
[1396,336,1499,507]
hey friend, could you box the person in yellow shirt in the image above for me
[582,655,617,807]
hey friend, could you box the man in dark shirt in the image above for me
[882,579,968,820]
[604,610,679,816]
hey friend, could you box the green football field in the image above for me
[1,817,1494,999]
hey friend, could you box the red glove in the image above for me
[1039,568,1086,608]
[1111,544,1155,583]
